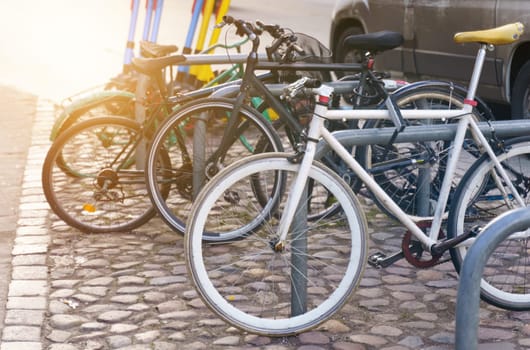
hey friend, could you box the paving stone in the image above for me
[0,342,43,350]
[80,322,107,332]
[49,314,88,329]
[212,336,241,346]
[6,296,46,310]
[45,329,72,343]
[106,335,132,348]
[109,323,139,333]
[4,309,44,325]
[8,280,47,296]
[348,334,388,347]
[2,325,41,341]
[11,254,46,266]
[370,325,403,337]
[84,277,114,286]
[134,330,161,343]
[97,310,133,323]
[317,319,351,333]
[298,332,330,345]
[111,294,139,304]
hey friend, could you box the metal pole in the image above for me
[142,0,154,42]
[455,207,530,350]
[123,0,141,72]
[291,184,308,316]
[149,0,164,43]
[315,120,530,157]
[192,115,207,199]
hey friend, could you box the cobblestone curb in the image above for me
[1,99,53,350]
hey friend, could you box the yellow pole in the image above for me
[196,0,231,83]
[189,0,216,85]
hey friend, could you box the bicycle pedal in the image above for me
[368,250,404,269]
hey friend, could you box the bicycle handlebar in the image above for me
[219,16,307,63]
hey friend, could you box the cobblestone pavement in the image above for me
[2,101,530,350]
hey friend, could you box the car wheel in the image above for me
[334,26,365,79]
[511,60,530,119]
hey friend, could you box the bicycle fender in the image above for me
[390,80,494,120]
[50,90,135,141]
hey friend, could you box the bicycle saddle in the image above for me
[454,22,524,45]
[132,55,187,75]
[343,31,404,53]
[139,41,179,58]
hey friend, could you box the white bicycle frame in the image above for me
[276,42,525,253]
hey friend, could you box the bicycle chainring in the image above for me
[402,221,444,268]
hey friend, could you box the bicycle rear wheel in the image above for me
[359,84,488,218]
[146,97,284,236]
[42,117,170,233]
[448,136,530,310]
[185,153,367,335]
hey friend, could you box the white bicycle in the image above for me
[185,23,530,335]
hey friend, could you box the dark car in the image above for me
[330,0,530,119]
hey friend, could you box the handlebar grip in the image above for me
[222,15,234,24]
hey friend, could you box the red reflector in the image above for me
[318,95,330,104]
[464,99,478,107]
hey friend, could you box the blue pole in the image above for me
[178,0,204,76]
[142,0,154,42]
[149,0,164,43]
[123,0,141,71]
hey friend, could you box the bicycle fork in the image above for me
[274,85,334,251]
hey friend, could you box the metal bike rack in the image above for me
[313,118,530,223]
[315,119,530,155]
[455,207,530,350]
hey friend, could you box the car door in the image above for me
[355,0,412,73]
[410,0,497,85]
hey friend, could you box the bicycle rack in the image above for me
[455,207,530,350]
[315,119,530,217]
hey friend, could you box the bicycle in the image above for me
[41,67,284,233]
[183,22,529,335]
[146,16,492,235]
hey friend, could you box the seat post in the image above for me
[466,44,489,103]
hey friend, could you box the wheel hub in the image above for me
[96,168,119,189]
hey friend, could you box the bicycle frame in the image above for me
[274,42,525,255]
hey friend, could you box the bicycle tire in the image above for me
[358,84,487,219]
[146,97,284,236]
[185,153,367,335]
[447,136,530,311]
[42,116,170,233]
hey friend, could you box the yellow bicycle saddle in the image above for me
[454,22,524,45]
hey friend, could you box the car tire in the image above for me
[333,26,365,79]
[511,60,530,119]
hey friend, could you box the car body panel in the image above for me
[331,0,530,104]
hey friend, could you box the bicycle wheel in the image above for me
[146,97,283,236]
[42,116,170,233]
[448,136,530,310]
[185,153,367,335]
[359,84,487,218]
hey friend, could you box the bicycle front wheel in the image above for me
[448,136,530,310]
[146,97,283,236]
[42,116,170,233]
[186,153,367,335]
